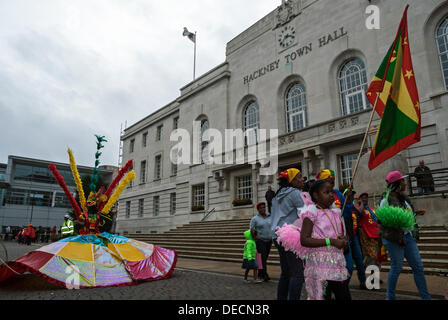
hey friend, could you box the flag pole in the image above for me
[193,31,197,80]
[340,92,380,219]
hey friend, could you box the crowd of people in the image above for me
[243,167,431,300]
[2,224,60,244]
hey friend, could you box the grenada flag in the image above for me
[366,5,421,170]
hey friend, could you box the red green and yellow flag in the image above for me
[366,5,421,170]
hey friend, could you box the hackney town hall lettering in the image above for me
[243,27,348,85]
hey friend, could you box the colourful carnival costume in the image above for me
[276,193,348,300]
[0,137,177,288]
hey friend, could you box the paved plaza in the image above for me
[1,241,446,300]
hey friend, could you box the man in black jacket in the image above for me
[265,186,275,213]
[414,160,434,194]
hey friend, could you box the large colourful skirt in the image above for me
[0,232,177,288]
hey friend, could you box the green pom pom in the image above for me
[375,205,415,230]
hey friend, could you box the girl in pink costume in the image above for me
[276,180,349,300]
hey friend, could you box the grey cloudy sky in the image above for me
[0,0,276,167]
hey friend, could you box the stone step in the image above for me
[380,265,448,275]
[130,233,247,239]
[188,220,252,227]
[417,231,448,237]
[381,261,448,271]
[418,225,447,230]
[171,226,251,233]
[176,254,281,266]
[417,244,448,251]
[165,230,250,238]
[417,237,448,244]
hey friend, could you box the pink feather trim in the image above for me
[275,224,307,258]
[301,192,314,206]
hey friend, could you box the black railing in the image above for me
[201,208,216,222]
[407,167,448,197]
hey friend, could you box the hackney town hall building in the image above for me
[116,0,448,234]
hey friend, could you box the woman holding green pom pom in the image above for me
[379,171,430,300]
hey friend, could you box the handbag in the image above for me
[255,253,263,270]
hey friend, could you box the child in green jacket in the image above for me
[242,228,262,283]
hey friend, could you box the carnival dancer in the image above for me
[315,170,359,295]
[356,192,387,269]
[0,136,177,288]
[270,168,305,300]
[377,171,430,300]
[276,180,349,300]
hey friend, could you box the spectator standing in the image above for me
[414,160,434,194]
[5,226,11,241]
[379,170,431,300]
[24,224,36,246]
[270,168,305,300]
[250,202,272,281]
[242,229,262,283]
[61,215,74,238]
[265,186,276,213]
[51,225,57,242]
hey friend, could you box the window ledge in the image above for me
[191,210,205,214]
[232,204,253,209]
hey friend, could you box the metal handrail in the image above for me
[201,207,216,222]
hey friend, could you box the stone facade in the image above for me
[117,0,448,234]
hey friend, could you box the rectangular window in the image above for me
[142,132,148,148]
[155,155,162,180]
[171,163,177,176]
[345,90,367,115]
[192,184,205,209]
[236,175,252,200]
[138,199,144,217]
[126,201,131,218]
[130,139,135,153]
[156,125,163,141]
[140,160,146,184]
[170,193,176,215]
[153,196,160,216]
[173,117,179,130]
[340,153,358,185]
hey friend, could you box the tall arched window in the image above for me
[200,119,209,163]
[244,101,259,145]
[437,16,448,89]
[338,58,368,115]
[286,82,307,132]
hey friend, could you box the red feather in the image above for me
[48,163,82,217]
[104,159,133,198]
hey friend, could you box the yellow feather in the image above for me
[101,170,135,214]
[67,148,87,212]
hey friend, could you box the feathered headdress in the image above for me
[48,135,135,218]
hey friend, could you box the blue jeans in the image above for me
[382,233,431,300]
[351,235,366,283]
[417,187,431,194]
[274,239,304,300]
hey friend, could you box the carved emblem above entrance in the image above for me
[274,0,301,28]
